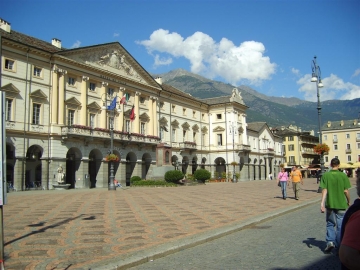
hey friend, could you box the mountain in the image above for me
[153,69,360,131]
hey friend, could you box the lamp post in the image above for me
[101,92,122,191]
[311,56,324,193]
[229,121,237,183]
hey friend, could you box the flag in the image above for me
[107,97,117,110]
[125,93,130,102]
[130,105,135,121]
[120,95,126,105]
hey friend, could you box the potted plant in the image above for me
[314,143,330,155]
[105,154,119,162]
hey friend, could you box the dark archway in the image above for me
[89,149,102,188]
[181,156,189,175]
[66,148,82,189]
[191,156,198,174]
[142,153,152,179]
[126,152,137,186]
[214,157,226,178]
[25,145,43,189]
[6,143,15,187]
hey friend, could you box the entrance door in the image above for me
[89,160,97,188]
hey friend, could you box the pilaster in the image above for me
[134,91,141,133]
[81,76,89,125]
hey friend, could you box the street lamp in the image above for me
[101,92,123,191]
[229,121,237,183]
[311,56,324,193]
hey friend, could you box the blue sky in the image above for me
[1,0,359,101]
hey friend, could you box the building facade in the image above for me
[322,119,360,165]
[1,19,284,191]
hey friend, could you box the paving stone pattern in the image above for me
[3,178,357,269]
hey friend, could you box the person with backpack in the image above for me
[320,158,351,253]
[339,173,360,269]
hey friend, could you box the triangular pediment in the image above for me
[30,89,48,100]
[87,102,101,111]
[213,126,225,132]
[1,83,20,97]
[65,97,81,106]
[56,43,161,89]
[182,122,190,130]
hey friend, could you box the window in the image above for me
[90,114,95,128]
[89,82,96,91]
[288,136,294,141]
[217,134,223,146]
[160,127,164,140]
[346,144,351,150]
[357,133,360,140]
[5,99,12,121]
[172,105,176,112]
[108,88,114,96]
[68,110,75,126]
[202,133,206,146]
[140,122,145,135]
[183,108,186,115]
[358,143,360,149]
[346,133,350,139]
[289,156,295,163]
[216,114,222,120]
[325,156,328,163]
[193,132,196,143]
[333,134,338,142]
[125,120,130,133]
[347,155,352,162]
[4,59,14,71]
[140,97,145,104]
[32,103,41,124]
[172,129,176,141]
[202,113,205,120]
[68,77,76,86]
[183,130,187,141]
[324,135,327,140]
[334,144,338,150]
[193,111,196,118]
[288,144,294,151]
[33,67,42,77]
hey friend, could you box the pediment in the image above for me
[1,83,20,97]
[171,119,179,127]
[139,112,150,121]
[201,126,208,133]
[57,43,161,89]
[182,122,190,130]
[65,97,81,106]
[159,117,168,125]
[213,126,225,132]
[30,89,48,100]
[87,102,101,111]
[192,124,199,132]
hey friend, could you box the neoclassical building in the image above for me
[1,19,284,191]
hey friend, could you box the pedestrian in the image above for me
[339,173,360,269]
[316,169,321,184]
[290,165,303,200]
[320,158,351,253]
[277,167,289,200]
[268,173,273,180]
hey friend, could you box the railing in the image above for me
[179,141,197,150]
[333,138,338,143]
[345,149,352,154]
[61,126,161,144]
[302,149,317,155]
[237,144,251,151]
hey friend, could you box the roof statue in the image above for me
[231,88,245,105]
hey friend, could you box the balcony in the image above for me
[288,161,296,165]
[301,149,317,155]
[260,148,275,156]
[333,138,338,143]
[61,126,160,145]
[345,148,352,154]
[237,144,251,152]
[179,141,197,150]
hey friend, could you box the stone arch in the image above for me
[6,143,15,187]
[25,145,43,189]
[126,152,137,186]
[214,157,226,178]
[66,147,82,189]
[181,156,189,175]
[191,156,198,174]
[141,153,152,179]
[88,149,103,188]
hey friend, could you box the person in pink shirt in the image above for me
[277,167,289,200]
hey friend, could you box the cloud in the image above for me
[153,54,173,67]
[297,73,360,101]
[137,29,276,85]
[291,67,300,76]
[352,68,360,77]
[71,40,81,49]
[113,32,119,37]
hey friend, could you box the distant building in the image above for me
[322,119,360,165]
[272,125,319,169]
[1,18,284,191]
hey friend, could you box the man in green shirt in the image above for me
[320,158,351,253]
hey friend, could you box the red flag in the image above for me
[120,95,126,104]
[130,106,135,121]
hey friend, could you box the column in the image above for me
[100,82,108,128]
[51,68,58,124]
[153,97,158,136]
[40,159,50,189]
[148,96,154,135]
[134,91,141,133]
[81,76,89,125]
[209,113,213,146]
[58,70,66,125]
[13,158,24,191]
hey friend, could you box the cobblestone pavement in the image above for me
[3,177,357,270]
[129,187,358,270]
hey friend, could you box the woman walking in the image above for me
[277,168,289,200]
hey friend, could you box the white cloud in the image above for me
[71,40,81,48]
[352,68,360,77]
[154,54,173,67]
[297,73,360,101]
[291,67,300,76]
[137,29,276,85]
[113,33,119,37]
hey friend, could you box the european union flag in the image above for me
[107,97,117,110]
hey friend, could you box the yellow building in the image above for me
[322,119,360,166]
[1,19,284,191]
